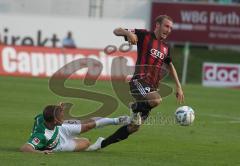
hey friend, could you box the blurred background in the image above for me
[0,0,240,86]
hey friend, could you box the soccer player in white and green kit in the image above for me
[20,104,131,154]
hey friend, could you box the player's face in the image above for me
[55,110,64,126]
[156,19,173,39]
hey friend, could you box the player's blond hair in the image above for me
[155,15,173,24]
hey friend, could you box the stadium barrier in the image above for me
[202,62,240,87]
[0,45,137,80]
[151,2,240,46]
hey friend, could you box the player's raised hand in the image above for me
[176,87,184,104]
[127,33,138,45]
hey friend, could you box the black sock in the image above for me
[101,125,130,148]
[131,101,152,113]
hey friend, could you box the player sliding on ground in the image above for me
[20,103,133,154]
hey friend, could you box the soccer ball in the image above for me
[175,106,195,126]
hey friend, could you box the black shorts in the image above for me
[129,78,156,100]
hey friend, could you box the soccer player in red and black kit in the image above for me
[87,15,184,151]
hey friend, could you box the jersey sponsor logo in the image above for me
[32,137,40,145]
[150,48,165,59]
[163,47,168,55]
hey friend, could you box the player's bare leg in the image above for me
[145,91,162,108]
[74,138,91,151]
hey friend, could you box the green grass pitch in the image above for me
[0,76,240,166]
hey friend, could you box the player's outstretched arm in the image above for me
[168,62,184,104]
[20,144,53,154]
[113,27,138,45]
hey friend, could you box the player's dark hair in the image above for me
[155,15,173,24]
[43,105,62,122]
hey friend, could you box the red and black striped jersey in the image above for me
[125,29,172,88]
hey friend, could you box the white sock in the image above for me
[85,137,104,151]
[95,118,118,128]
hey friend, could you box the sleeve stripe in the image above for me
[27,143,36,149]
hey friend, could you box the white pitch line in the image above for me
[229,121,240,124]
[201,113,240,121]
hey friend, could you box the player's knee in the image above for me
[149,98,162,107]
[155,98,162,105]
[74,138,91,151]
[84,138,91,147]
[86,141,91,148]
[80,138,91,147]
[127,124,140,133]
